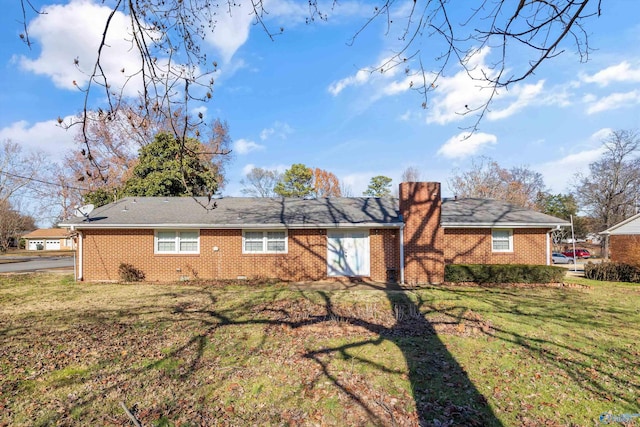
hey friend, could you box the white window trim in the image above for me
[242,229,288,254]
[154,230,200,254]
[491,228,513,253]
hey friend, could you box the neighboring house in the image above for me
[22,229,74,251]
[60,182,569,284]
[601,213,640,267]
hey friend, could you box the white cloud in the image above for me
[0,118,76,161]
[234,138,264,154]
[328,69,374,96]
[191,106,208,119]
[19,0,145,96]
[428,50,559,124]
[381,76,413,97]
[330,46,560,124]
[204,2,255,63]
[398,110,420,122]
[328,55,404,96]
[241,163,256,175]
[437,132,497,159]
[585,90,640,114]
[205,0,369,64]
[341,172,379,196]
[537,147,606,193]
[581,61,640,87]
[260,121,293,140]
[536,128,612,193]
[426,48,497,125]
[487,80,545,120]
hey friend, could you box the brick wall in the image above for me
[610,235,640,267]
[399,182,444,284]
[370,228,401,282]
[80,228,399,282]
[443,228,549,265]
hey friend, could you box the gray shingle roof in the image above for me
[61,197,401,228]
[60,196,569,228]
[441,198,570,227]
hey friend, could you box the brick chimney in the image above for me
[399,182,444,284]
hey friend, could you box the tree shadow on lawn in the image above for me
[0,282,500,426]
[299,286,498,426]
[428,286,640,408]
[5,280,638,426]
[176,284,501,425]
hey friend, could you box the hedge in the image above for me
[584,262,640,283]
[444,264,567,284]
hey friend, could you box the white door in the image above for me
[45,240,61,250]
[28,240,44,250]
[327,230,370,277]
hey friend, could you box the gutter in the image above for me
[442,222,570,229]
[60,222,405,230]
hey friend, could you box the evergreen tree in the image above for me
[274,164,313,198]
[363,176,392,197]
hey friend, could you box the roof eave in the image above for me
[600,212,640,234]
[441,222,569,228]
[59,222,404,230]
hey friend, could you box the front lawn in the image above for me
[0,275,638,426]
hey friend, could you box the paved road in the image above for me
[0,256,74,273]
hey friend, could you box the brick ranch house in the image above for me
[60,182,569,284]
[601,212,640,267]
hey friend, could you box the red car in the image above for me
[562,249,591,259]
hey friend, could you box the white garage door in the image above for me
[28,240,45,250]
[45,240,61,250]
[327,230,370,277]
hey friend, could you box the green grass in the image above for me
[0,273,638,426]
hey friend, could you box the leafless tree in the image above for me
[240,167,282,198]
[0,200,36,252]
[339,181,354,198]
[401,166,421,183]
[0,140,42,203]
[0,140,49,248]
[449,156,546,208]
[573,130,640,255]
[18,0,601,165]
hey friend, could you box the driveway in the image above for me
[0,256,74,273]
[554,257,602,277]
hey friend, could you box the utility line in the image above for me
[0,170,88,192]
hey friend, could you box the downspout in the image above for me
[546,229,551,266]
[399,224,405,285]
[76,229,83,281]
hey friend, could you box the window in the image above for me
[155,230,200,254]
[492,229,513,252]
[243,230,287,254]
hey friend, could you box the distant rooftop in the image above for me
[23,228,71,238]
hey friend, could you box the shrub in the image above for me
[118,263,145,282]
[445,264,566,284]
[584,262,640,283]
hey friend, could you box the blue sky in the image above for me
[1,0,639,217]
